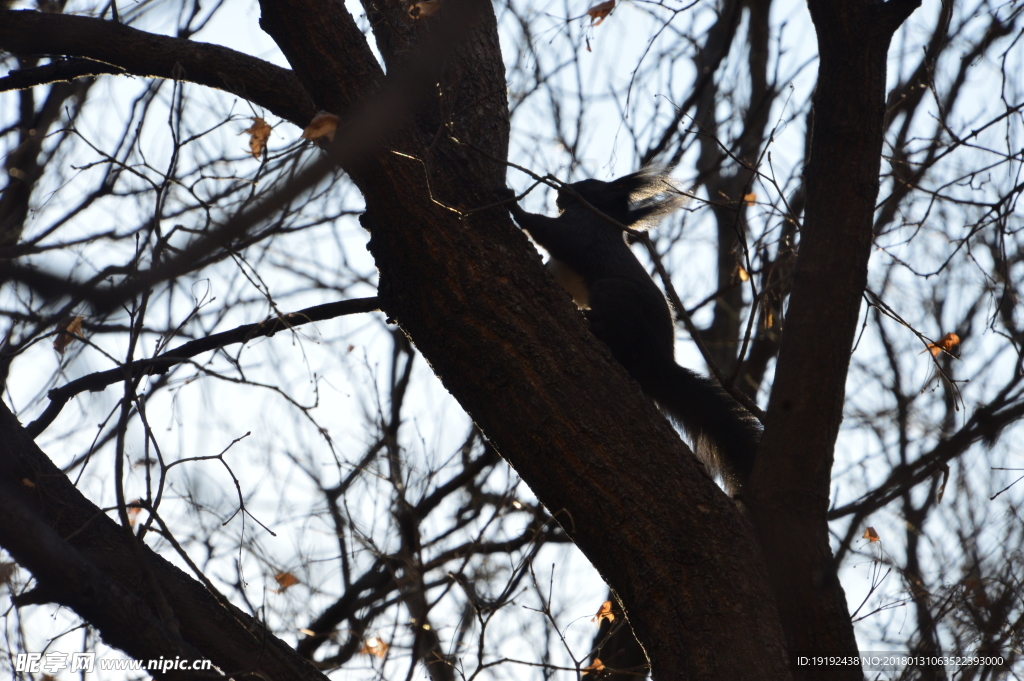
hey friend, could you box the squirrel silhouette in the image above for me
[504,166,760,494]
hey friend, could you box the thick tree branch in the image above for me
[0,10,317,126]
[0,479,205,678]
[0,401,330,680]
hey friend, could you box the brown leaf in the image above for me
[360,636,389,658]
[583,658,606,675]
[408,0,440,18]
[53,315,84,354]
[301,111,340,143]
[736,265,750,282]
[743,192,757,205]
[862,527,880,543]
[243,117,272,159]
[591,600,615,624]
[923,332,961,357]
[587,0,615,25]
[21,478,36,488]
[274,572,299,591]
[127,500,142,525]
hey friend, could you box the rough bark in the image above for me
[748,2,921,679]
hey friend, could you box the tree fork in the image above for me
[254,0,791,677]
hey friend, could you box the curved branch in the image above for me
[25,297,380,438]
[829,397,1024,521]
[0,479,203,669]
[0,10,317,126]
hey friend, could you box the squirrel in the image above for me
[503,166,760,495]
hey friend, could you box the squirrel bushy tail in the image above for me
[639,363,760,495]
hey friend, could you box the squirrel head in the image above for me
[555,164,686,229]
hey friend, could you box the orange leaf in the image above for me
[243,117,272,159]
[591,600,615,624]
[360,636,389,658]
[408,0,440,18]
[274,572,299,591]
[587,0,615,25]
[923,332,961,357]
[301,111,340,143]
[862,527,880,543]
[736,265,750,282]
[53,315,84,354]
[743,192,757,205]
[127,500,142,525]
[583,658,606,675]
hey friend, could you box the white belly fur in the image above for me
[547,258,590,309]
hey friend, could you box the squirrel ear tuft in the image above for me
[623,164,687,229]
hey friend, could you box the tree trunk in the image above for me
[748,2,921,679]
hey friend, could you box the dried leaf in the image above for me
[862,527,880,543]
[301,111,340,143]
[583,658,605,675]
[736,265,750,282]
[274,572,300,591]
[591,600,615,624]
[587,0,614,25]
[408,0,440,18]
[743,192,757,205]
[360,636,389,658]
[127,500,142,525]
[922,332,961,357]
[21,478,36,488]
[53,315,84,354]
[243,117,272,159]
[298,628,317,636]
